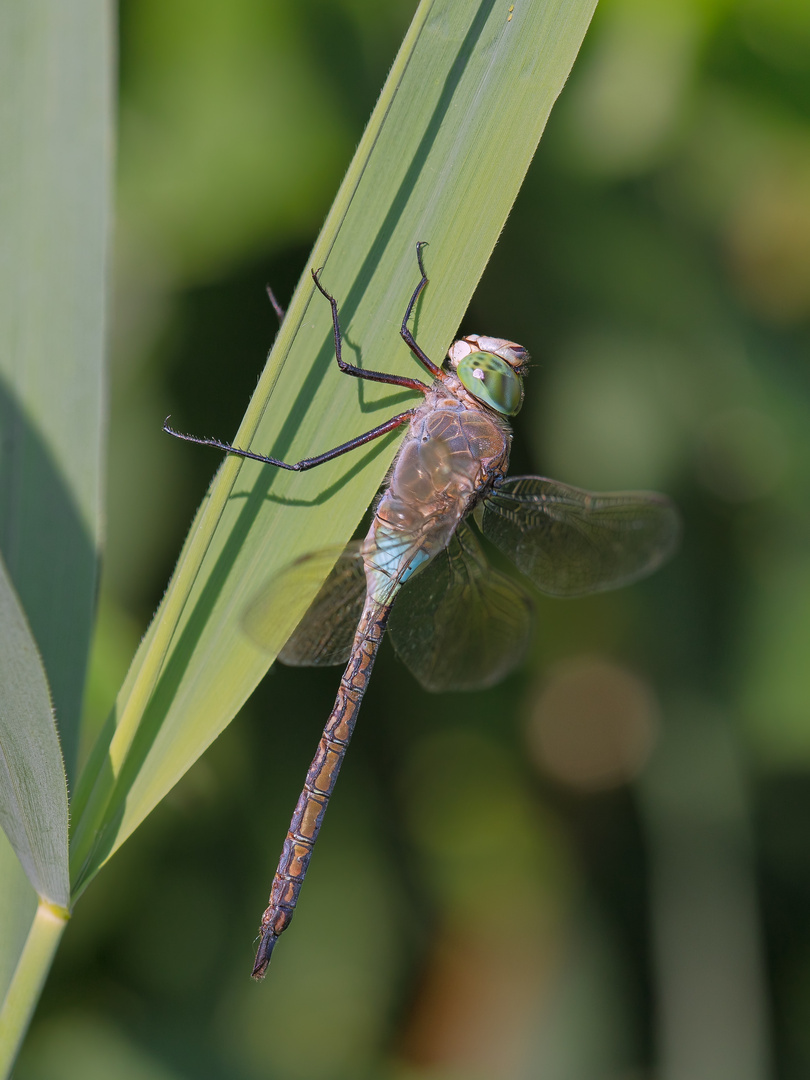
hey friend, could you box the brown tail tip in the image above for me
[251,932,278,980]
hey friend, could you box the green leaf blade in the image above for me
[0,0,111,1064]
[0,556,69,909]
[0,0,111,785]
[0,834,37,1006]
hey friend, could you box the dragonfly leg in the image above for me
[400,241,443,380]
[163,407,416,471]
[312,268,430,395]
[266,284,285,324]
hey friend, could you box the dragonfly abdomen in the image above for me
[252,595,391,979]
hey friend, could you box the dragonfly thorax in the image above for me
[447,335,529,417]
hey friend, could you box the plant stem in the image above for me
[0,900,69,1078]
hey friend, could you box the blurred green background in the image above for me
[16,0,810,1077]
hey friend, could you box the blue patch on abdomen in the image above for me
[365,527,430,604]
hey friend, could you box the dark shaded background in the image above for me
[16,0,810,1077]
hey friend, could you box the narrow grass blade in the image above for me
[70,0,598,892]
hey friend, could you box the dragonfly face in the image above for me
[447,334,529,416]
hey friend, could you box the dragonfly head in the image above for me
[447,335,529,416]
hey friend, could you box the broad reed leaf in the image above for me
[0,0,110,1055]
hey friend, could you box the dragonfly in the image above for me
[164,243,680,978]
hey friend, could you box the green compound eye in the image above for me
[456,351,524,416]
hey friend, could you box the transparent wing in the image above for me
[389,520,533,693]
[480,476,681,598]
[244,544,367,667]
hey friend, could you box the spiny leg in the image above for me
[400,241,443,379]
[266,285,285,324]
[163,408,415,472]
[312,268,430,395]
[164,254,431,467]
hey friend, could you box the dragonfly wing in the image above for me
[388,521,533,693]
[480,476,681,598]
[244,544,367,666]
